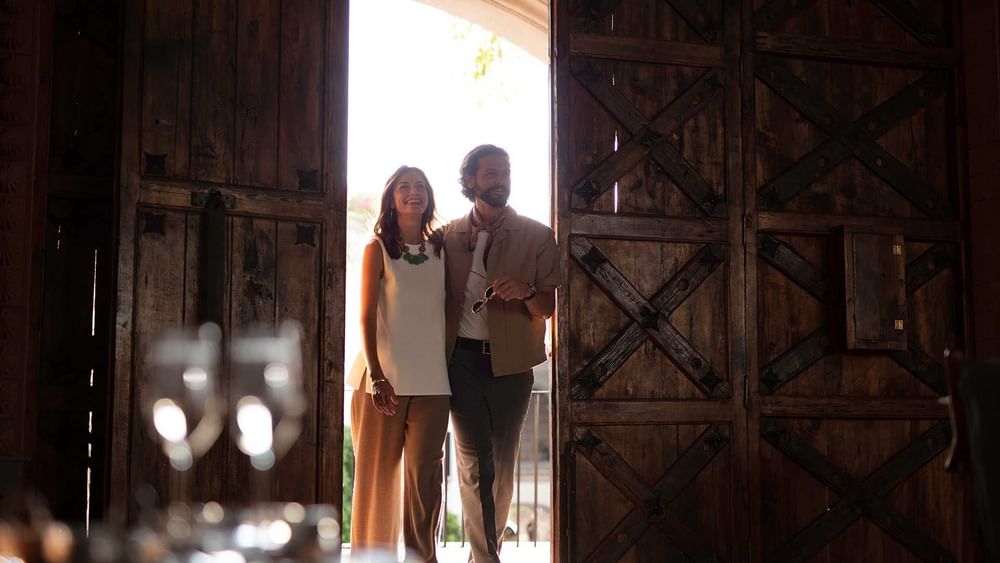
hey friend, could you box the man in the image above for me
[443,144,560,562]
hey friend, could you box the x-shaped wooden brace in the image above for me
[574,0,722,43]
[756,235,953,395]
[571,237,731,398]
[570,58,727,217]
[762,418,955,563]
[755,56,952,220]
[753,0,946,46]
[571,242,727,399]
[573,424,730,562]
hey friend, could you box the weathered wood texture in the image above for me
[557,0,746,560]
[556,0,972,559]
[0,0,50,463]
[111,0,347,521]
[748,0,971,559]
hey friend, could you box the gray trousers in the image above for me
[448,348,533,563]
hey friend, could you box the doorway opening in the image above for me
[342,1,552,560]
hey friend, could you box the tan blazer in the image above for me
[443,207,561,376]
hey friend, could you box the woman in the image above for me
[351,165,451,562]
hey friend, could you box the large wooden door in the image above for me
[554,0,972,561]
[745,0,972,560]
[554,0,749,560]
[109,0,347,519]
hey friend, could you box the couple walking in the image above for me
[350,144,560,562]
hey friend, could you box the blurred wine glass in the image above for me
[142,323,225,502]
[230,321,306,476]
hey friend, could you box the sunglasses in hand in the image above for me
[472,285,495,314]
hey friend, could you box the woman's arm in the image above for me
[360,239,398,415]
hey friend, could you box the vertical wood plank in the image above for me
[130,210,188,506]
[277,0,323,192]
[226,216,277,503]
[190,0,235,183]
[235,0,279,188]
[140,0,192,178]
[273,220,320,501]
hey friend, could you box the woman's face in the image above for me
[391,170,429,217]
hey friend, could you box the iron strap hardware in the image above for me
[191,191,236,209]
[195,190,229,327]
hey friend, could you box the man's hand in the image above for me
[491,276,533,301]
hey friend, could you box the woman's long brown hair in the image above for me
[374,165,443,259]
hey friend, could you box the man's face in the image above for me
[470,154,511,209]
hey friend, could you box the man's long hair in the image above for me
[459,144,509,201]
[374,166,442,259]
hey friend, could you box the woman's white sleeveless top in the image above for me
[368,237,451,396]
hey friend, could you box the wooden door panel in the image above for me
[756,234,957,403]
[138,0,326,191]
[568,58,727,218]
[759,419,961,563]
[570,423,734,563]
[746,0,970,558]
[569,239,729,400]
[113,0,346,521]
[557,0,746,559]
[558,0,971,557]
[129,209,221,503]
[754,60,952,220]
[226,217,322,503]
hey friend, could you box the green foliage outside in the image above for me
[342,431,354,541]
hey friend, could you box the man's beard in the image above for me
[479,185,509,208]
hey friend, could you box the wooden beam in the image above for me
[760,397,948,418]
[755,32,954,68]
[757,212,961,241]
[570,212,729,242]
[571,34,724,67]
[573,400,734,423]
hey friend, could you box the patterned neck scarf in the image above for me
[467,205,507,254]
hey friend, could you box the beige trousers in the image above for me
[350,389,450,562]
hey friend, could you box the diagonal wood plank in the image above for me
[570,59,726,215]
[666,0,722,43]
[572,243,726,399]
[573,425,729,563]
[757,234,827,302]
[888,343,948,395]
[869,0,947,47]
[906,243,956,295]
[571,237,730,397]
[762,419,955,563]
[758,327,829,394]
[755,57,951,218]
[767,422,950,562]
[752,0,823,31]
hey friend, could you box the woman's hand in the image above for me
[370,378,399,416]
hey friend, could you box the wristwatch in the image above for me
[525,282,537,301]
